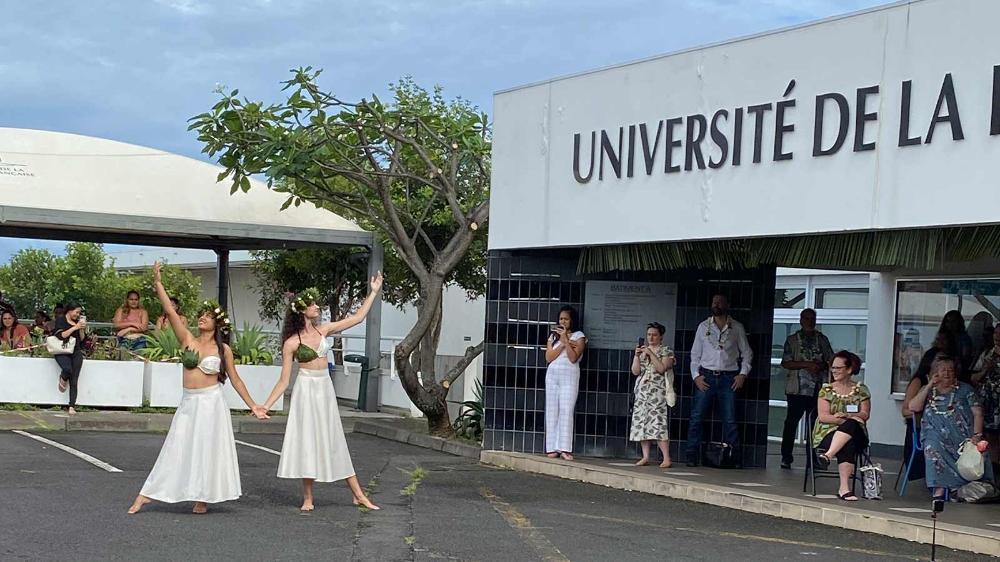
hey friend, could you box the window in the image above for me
[892,279,1000,393]
[815,288,868,309]
[774,288,806,309]
[818,323,867,361]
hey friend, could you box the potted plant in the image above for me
[140,329,185,407]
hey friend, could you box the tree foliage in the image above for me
[190,71,491,434]
[250,247,369,322]
[0,243,201,322]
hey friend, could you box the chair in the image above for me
[803,427,860,497]
[895,418,922,496]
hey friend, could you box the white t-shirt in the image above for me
[550,331,586,369]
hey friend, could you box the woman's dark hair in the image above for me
[558,305,580,332]
[281,307,307,345]
[831,350,862,376]
[940,310,967,335]
[647,322,666,336]
[63,302,83,314]
[169,296,180,307]
[35,310,51,321]
[213,327,230,385]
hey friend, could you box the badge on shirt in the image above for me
[845,404,859,414]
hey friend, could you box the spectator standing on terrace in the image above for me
[686,294,752,466]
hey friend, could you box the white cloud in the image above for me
[154,0,208,15]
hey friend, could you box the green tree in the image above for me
[191,71,490,435]
[0,243,203,326]
[250,247,368,322]
[119,263,202,324]
[0,248,58,317]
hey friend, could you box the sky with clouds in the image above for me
[0,0,887,261]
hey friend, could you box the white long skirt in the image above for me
[139,384,241,503]
[277,368,355,482]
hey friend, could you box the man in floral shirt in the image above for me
[779,308,834,469]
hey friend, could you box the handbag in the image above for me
[664,371,677,408]
[957,439,986,481]
[45,335,75,355]
[858,452,884,500]
[702,442,738,469]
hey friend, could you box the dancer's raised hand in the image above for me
[370,271,383,293]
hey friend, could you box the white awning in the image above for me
[0,128,370,249]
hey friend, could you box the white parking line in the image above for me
[235,439,280,456]
[13,430,123,473]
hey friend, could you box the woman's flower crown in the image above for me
[290,287,321,314]
[197,299,232,334]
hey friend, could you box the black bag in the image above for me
[702,442,738,469]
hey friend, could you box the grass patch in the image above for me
[0,403,38,411]
[128,400,177,414]
[400,466,428,497]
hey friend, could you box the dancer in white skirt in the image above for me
[544,305,587,461]
[128,262,269,515]
[260,275,383,511]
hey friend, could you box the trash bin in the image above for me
[344,354,373,411]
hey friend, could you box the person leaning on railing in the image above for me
[1,308,30,350]
[113,290,149,351]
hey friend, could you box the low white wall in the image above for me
[145,362,283,410]
[0,356,144,407]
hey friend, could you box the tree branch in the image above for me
[443,340,485,386]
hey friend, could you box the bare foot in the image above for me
[546,452,559,459]
[300,500,314,512]
[560,452,574,461]
[127,495,151,514]
[659,459,672,469]
[192,502,208,514]
[353,497,381,511]
[634,458,650,466]
[67,407,76,416]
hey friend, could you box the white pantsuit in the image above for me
[545,331,585,453]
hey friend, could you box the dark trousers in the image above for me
[55,351,84,408]
[686,370,739,457]
[818,418,869,465]
[781,394,817,464]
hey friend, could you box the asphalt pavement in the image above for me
[0,431,978,561]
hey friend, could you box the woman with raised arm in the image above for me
[260,276,383,512]
[128,262,268,515]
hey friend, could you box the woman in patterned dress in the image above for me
[630,322,676,468]
[813,350,871,501]
[911,356,991,499]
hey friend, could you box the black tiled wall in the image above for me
[483,249,776,468]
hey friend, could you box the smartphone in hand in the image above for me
[637,337,645,347]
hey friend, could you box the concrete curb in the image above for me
[480,451,1000,557]
[351,420,481,459]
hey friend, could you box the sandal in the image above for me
[815,453,831,470]
[838,492,859,502]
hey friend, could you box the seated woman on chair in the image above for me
[909,356,993,500]
[812,350,871,501]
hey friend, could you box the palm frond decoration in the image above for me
[577,225,1000,274]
